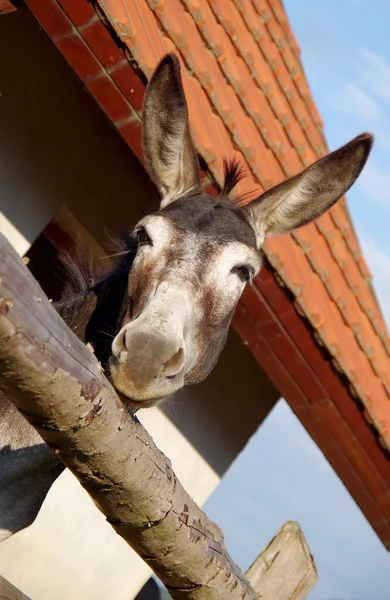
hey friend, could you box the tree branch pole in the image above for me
[0,232,258,600]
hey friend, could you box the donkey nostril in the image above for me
[122,330,128,351]
[112,328,128,357]
[163,347,185,377]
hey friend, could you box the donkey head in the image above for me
[109,54,373,408]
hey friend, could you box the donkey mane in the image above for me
[58,234,137,298]
[52,234,138,368]
[220,158,263,208]
[221,158,247,199]
[58,242,104,298]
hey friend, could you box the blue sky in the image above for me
[283,0,390,322]
[203,2,390,599]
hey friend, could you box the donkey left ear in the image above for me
[242,133,374,247]
[142,53,202,208]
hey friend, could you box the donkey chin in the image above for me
[108,355,188,408]
[109,356,185,408]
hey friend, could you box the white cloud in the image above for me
[372,129,390,153]
[360,238,390,325]
[357,48,390,102]
[329,83,382,122]
[357,162,390,209]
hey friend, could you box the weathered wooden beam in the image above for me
[0,575,32,600]
[245,521,318,599]
[0,231,318,599]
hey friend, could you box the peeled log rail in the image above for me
[0,575,32,600]
[0,232,317,599]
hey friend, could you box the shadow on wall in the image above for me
[0,8,158,252]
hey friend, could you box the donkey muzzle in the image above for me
[110,285,192,403]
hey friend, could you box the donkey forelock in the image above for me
[60,53,374,409]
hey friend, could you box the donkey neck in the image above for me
[54,291,98,344]
[54,253,134,369]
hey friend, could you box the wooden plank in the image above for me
[0,575,32,600]
[245,521,318,600]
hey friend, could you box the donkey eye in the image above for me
[136,227,151,246]
[233,265,253,283]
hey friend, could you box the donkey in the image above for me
[0,53,373,542]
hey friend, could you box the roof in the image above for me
[16,0,390,548]
[0,1,17,14]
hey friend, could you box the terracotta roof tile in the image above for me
[81,15,125,70]
[56,0,96,27]
[0,1,17,13]
[251,0,272,21]
[265,0,301,59]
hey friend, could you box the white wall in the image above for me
[0,212,32,257]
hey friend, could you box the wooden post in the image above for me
[245,521,318,599]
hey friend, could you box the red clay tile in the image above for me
[81,15,125,69]
[258,262,390,480]
[316,211,390,368]
[108,57,146,113]
[184,81,220,166]
[104,0,168,73]
[209,0,263,68]
[117,116,144,161]
[86,73,134,124]
[373,522,390,550]
[232,303,311,411]
[283,116,307,160]
[282,20,301,58]
[266,17,285,51]
[57,0,96,28]
[314,401,390,514]
[242,285,330,403]
[296,405,389,526]
[0,0,17,13]
[56,33,104,82]
[281,43,302,80]
[251,0,272,21]
[303,121,326,155]
[25,0,73,38]
[267,0,290,32]
[305,97,325,130]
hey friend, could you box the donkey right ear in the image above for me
[142,54,202,209]
[242,133,374,248]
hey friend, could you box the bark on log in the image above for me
[0,232,257,599]
[0,575,32,600]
